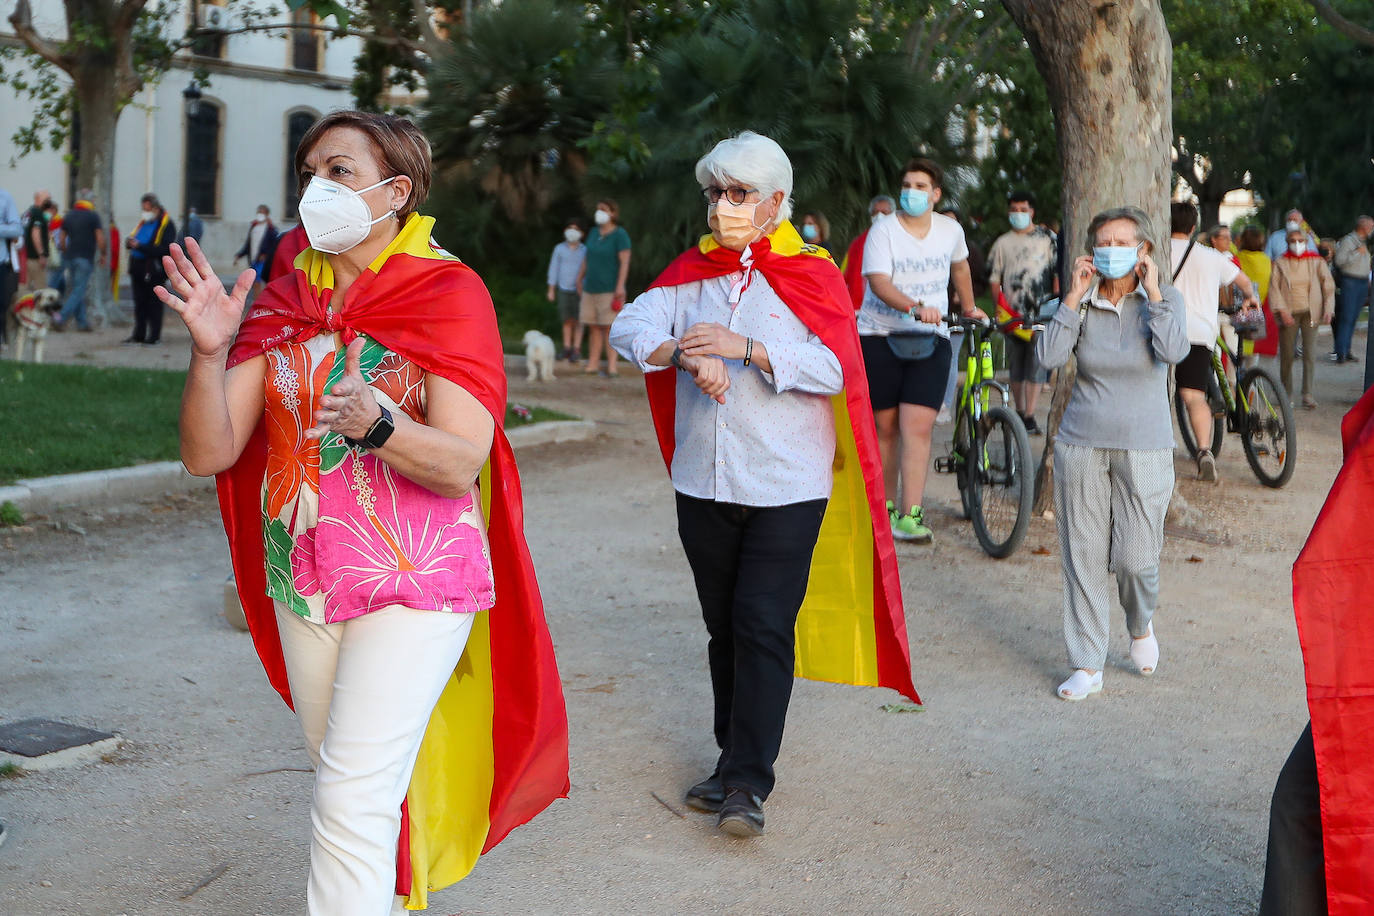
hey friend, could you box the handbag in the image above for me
[886,331,939,361]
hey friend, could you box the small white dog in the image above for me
[522,329,557,382]
[11,287,62,364]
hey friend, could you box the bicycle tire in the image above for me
[1239,367,1297,488]
[955,407,973,520]
[1174,375,1226,461]
[968,405,1033,558]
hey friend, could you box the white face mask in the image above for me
[871,210,890,226]
[139,210,153,223]
[253,213,268,224]
[564,228,582,243]
[1286,220,1302,233]
[594,209,611,226]
[1289,241,1307,256]
[298,175,398,255]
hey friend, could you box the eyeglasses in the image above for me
[702,186,759,206]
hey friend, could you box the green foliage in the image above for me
[0,501,24,527]
[0,363,185,484]
[587,0,994,280]
[963,43,1060,239]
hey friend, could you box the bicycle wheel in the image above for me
[968,405,1033,558]
[1239,367,1297,488]
[1174,375,1226,460]
[955,408,973,520]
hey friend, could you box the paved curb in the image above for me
[0,735,123,773]
[0,421,598,514]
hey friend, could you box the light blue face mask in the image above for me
[1093,244,1142,280]
[801,223,819,241]
[1009,211,1032,231]
[899,189,930,217]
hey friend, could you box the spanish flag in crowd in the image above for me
[1293,386,1374,913]
[644,221,919,702]
[217,215,568,908]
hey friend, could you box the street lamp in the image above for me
[182,81,202,118]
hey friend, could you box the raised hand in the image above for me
[306,337,382,440]
[155,237,255,358]
[1068,255,1096,299]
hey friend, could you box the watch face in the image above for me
[366,405,395,449]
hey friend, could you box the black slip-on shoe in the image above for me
[685,774,725,813]
[717,788,765,837]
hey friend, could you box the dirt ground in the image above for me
[0,327,1362,915]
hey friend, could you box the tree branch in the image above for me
[115,0,152,33]
[189,22,425,58]
[409,0,444,60]
[8,0,74,73]
[1310,0,1374,47]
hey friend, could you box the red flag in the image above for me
[1293,385,1374,913]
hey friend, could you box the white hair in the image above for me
[694,131,794,224]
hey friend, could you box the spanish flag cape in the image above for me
[217,215,568,909]
[643,221,918,702]
[1293,386,1374,913]
[840,229,870,311]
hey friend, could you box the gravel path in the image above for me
[0,337,1364,915]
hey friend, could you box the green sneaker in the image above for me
[893,505,933,544]
[886,499,899,526]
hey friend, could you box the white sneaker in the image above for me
[1130,622,1159,676]
[935,404,952,425]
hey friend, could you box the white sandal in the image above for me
[1130,622,1159,676]
[1057,669,1103,701]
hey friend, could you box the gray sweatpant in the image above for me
[1053,443,1174,670]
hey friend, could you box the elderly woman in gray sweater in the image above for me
[1036,207,1190,701]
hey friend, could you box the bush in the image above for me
[482,270,563,348]
[0,501,24,527]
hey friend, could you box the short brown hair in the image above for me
[900,157,943,190]
[1238,226,1266,252]
[294,110,432,221]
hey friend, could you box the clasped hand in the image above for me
[306,338,382,441]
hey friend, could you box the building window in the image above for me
[185,101,222,217]
[285,110,318,218]
[291,8,324,72]
[191,0,226,59]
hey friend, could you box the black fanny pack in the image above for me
[886,331,939,361]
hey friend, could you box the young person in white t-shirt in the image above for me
[1168,202,1260,482]
[860,158,986,543]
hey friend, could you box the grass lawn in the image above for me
[0,362,186,485]
[0,361,576,485]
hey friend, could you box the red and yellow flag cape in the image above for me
[218,215,568,909]
[1294,386,1374,913]
[840,228,870,311]
[643,221,918,702]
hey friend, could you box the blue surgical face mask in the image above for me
[1093,244,1142,280]
[899,189,930,217]
[801,223,818,241]
[1009,211,1032,231]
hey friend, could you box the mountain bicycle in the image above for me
[1174,330,1296,488]
[933,316,1034,558]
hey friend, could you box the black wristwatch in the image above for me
[345,404,395,450]
[671,345,686,370]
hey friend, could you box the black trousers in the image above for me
[1260,722,1327,916]
[675,492,827,800]
[131,270,163,343]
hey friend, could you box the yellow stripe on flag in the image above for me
[402,462,498,909]
[793,396,880,686]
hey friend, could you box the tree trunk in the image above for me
[72,70,122,326]
[1001,0,1174,514]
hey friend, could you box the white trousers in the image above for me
[274,603,475,916]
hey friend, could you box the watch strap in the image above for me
[345,404,394,450]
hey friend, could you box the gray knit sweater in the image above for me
[1035,283,1190,450]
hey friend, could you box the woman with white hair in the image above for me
[610,131,917,837]
[1035,207,1189,701]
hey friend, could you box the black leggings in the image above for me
[1259,722,1326,915]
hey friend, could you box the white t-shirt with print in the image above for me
[859,211,968,338]
[1171,237,1240,348]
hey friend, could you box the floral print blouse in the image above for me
[260,332,496,625]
